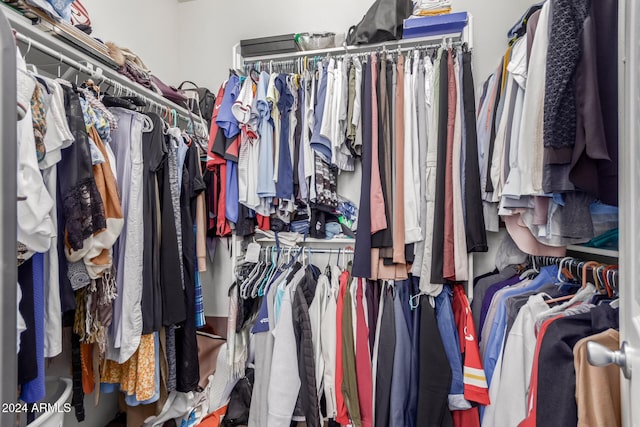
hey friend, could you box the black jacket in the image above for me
[292,267,321,427]
[536,304,619,427]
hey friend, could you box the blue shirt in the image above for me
[252,269,285,334]
[217,75,241,139]
[225,160,239,223]
[310,63,332,160]
[256,71,276,198]
[483,265,559,388]
[275,74,294,200]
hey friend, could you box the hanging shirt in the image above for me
[256,71,277,209]
[303,69,316,180]
[404,52,422,244]
[310,62,332,161]
[217,75,241,139]
[275,74,295,201]
[483,265,558,388]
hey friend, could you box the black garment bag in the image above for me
[346,0,413,45]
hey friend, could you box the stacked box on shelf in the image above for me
[403,11,468,39]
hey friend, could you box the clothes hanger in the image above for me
[556,257,576,284]
[590,264,604,294]
[22,37,32,61]
[603,265,618,297]
[240,260,262,299]
[546,259,594,305]
[519,255,539,279]
[257,247,275,297]
[251,248,268,298]
[260,246,282,296]
[581,261,600,289]
[595,265,610,297]
[142,115,154,133]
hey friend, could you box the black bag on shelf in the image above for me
[346,0,413,45]
[178,81,217,127]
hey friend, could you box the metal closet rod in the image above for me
[244,38,468,70]
[260,246,355,254]
[13,30,204,126]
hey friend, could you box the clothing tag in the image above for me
[245,243,261,263]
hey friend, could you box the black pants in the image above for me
[353,59,373,278]
[417,295,453,427]
[462,51,489,253]
[430,50,449,284]
[375,284,396,427]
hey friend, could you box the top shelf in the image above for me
[4,5,205,129]
[242,31,466,62]
[567,245,619,258]
[234,15,474,69]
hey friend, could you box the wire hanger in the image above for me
[22,37,32,60]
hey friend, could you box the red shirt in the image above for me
[452,285,490,405]
[335,270,350,425]
[355,279,373,427]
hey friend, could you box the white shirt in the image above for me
[234,78,261,210]
[517,1,551,196]
[500,36,528,206]
[309,274,329,399]
[320,268,340,419]
[268,269,305,427]
[404,54,423,243]
[40,79,74,170]
[17,100,55,255]
[452,53,469,280]
[108,109,145,363]
[320,59,336,160]
[485,294,549,427]
[42,166,62,358]
[418,55,444,296]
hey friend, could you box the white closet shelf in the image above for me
[567,245,619,258]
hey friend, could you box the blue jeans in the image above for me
[434,285,471,410]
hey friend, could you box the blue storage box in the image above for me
[403,12,468,39]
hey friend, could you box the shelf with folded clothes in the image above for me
[233,22,472,71]
[0,0,117,67]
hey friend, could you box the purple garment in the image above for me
[478,275,522,341]
[225,160,239,223]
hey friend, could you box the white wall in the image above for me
[80,0,182,85]
[175,0,373,88]
[78,0,535,90]
[174,0,534,90]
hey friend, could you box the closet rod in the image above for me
[260,247,355,255]
[10,20,207,132]
[243,38,467,68]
